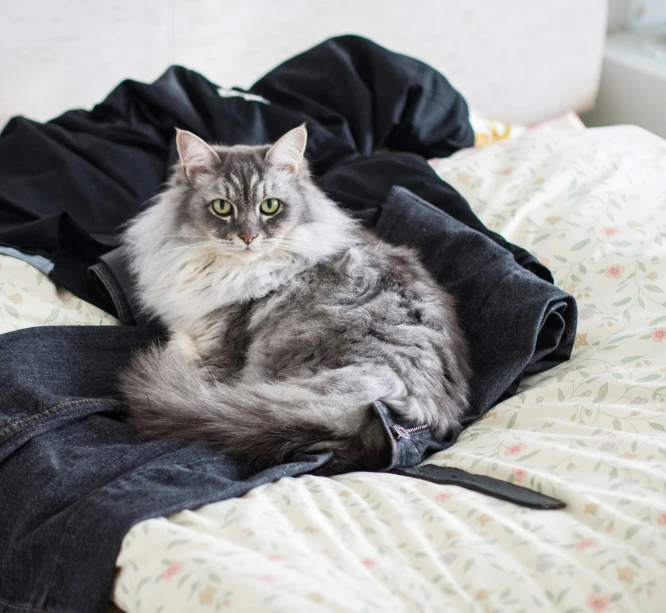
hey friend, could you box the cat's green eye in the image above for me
[211,199,232,216]
[260,198,281,215]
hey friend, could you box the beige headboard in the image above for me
[0,0,607,130]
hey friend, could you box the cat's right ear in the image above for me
[175,129,220,181]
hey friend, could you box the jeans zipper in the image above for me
[393,424,429,440]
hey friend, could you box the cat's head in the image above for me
[164,124,336,262]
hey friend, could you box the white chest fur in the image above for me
[140,244,308,334]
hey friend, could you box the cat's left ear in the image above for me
[266,124,307,174]
[175,129,220,181]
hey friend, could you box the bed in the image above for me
[2,113,665,612]
[4,3,665,611]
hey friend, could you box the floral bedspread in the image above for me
[2,120,665,613]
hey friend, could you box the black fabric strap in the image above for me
[392,465,565,510]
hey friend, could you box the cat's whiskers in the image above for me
[158,237,321,259]
[270,237,322,248]
[162,235,217,241]
[158,242,224,256]
[269,237,342,257]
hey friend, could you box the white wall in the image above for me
[0,0,606,128]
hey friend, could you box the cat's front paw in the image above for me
[170,331,202,362]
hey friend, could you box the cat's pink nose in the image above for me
[239,233,257,244]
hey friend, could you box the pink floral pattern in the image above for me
[161,561,184,581]
[604,265,625,280]
[512,468,527,483]
[575,538,598,551]
[587,595,611,612]
[651,328,666,343]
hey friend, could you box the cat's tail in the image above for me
[119,343,398,468]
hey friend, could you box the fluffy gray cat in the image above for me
[120,125,471,468]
